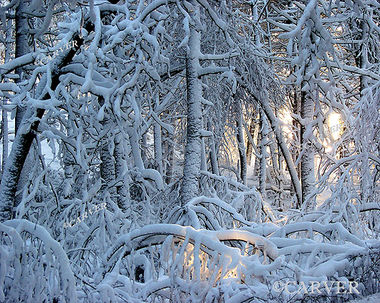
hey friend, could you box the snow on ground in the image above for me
[348,293,380,303]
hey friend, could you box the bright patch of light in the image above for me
[280,109,294,139]
[328,112,341,141]
[324,143,333,153]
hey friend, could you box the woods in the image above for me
[0,0,379,302]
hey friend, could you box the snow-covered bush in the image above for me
[0,220,76,302]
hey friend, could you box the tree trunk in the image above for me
[62,144,75,199]
[164,133,174,184]
[256,93,302,206]
[114,133,130,210]
[100,136,116,194]
[0,107,44,220]
[1,18,11,178]
[180,2,202,205]
[357,18,370,204]
[268,131,279,180]
[0,22,89,220]
[15,0,34,208]
[127,126,144,170]
[236,104,247,185]
[236,75,302,205]
[200,138,207,171]
[154,122,163,176]
[292,88,301,178]
[141,133,147,166]
[1,100,8,178]
[300,90,315,207]
[15,0,31,133]
[208,120,219,175]
[98,98,116,194]
[246,117,256,166]
[259,109,269,197]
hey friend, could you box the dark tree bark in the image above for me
[0,22,91,220]
[14,0,34,208]
[236,103,247,185]
[246,117,256,166]
[15,0,32,133]
[208,120,219,175]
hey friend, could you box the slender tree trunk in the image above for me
[100,132,116,194]
[299,25,319,208]
[154,122,163,176]
[200,138,207,171]
[62,145,75,199]
[1,101,8,178]
[98,96,116,194]
[236,75,302,205]
[180,2,202,205]
[300,90,315,206]
[292,88,301,177]
[15,0,31,133]
[14,0,34,208]
[114,133,130,209]
[269,109,279,176]
[1,19,11,178]
[164,134,174,184]
[356,20,369,94]
[259,109,269,197]
[268,132,279,179]
[208,120,219,175]
[0,107,43,220]
[246,117,256,166]
[236,104,247,185]
[127,126,144,170]
[257,95,302,206]
[141,133,147,166]
[357,19,370,203]
[252,122,260,181]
